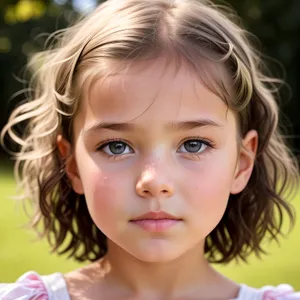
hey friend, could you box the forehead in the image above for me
[75,56,235,133]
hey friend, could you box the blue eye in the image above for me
[98,141,133,156]
[97,138,212,157]
[178,139,210,154]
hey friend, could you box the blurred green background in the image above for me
[0,0,300,289]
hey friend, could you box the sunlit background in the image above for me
[0,0,300,290]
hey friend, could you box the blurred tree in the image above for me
[221,0,300,144]
[0,0,73,155]
[0,0,299,157]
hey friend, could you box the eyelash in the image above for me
[96,137,215,159]
[178,137,215,160]
[96,138,134,159]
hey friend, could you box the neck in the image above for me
[100,240,238,299]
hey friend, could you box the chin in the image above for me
[126,241,187,263]
[134,252,182,263]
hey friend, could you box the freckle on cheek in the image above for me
[90,177,116,213]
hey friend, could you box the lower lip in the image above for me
[130,219,181,232]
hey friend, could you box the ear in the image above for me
[230,130,258,194]
[56,134,84,195]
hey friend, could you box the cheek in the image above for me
[184,153,236,234]
[81,168,121,230]
[80,164,135,238]
[186,154,235,200]
[91,172,115,207]
[186,171,231,212]
[75,140,134,233]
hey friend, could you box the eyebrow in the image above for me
[84,119,223,136]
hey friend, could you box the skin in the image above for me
[57,56,258,300]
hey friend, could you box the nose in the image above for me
[135,163,174,198]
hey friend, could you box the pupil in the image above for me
[109,142,126,154]
[184,140,201,153]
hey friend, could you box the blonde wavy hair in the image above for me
[1,0,299,263]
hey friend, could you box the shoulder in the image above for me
[238,283,300,300]
[64,260,110,300]
[0,271,70,300]
[0,272,48,300]
[260,284,300,299]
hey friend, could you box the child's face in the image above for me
[60,56,257,262]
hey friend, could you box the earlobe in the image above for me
[56,134,84,195]
[230,130,258,195]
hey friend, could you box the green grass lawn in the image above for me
[0,167,299,290]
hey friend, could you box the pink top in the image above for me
[0,271,299,300]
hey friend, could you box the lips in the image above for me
[129,211,182,232]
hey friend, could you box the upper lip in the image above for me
[130,211,181,221]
